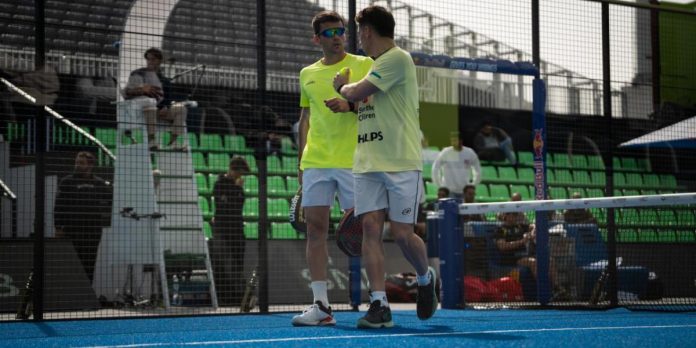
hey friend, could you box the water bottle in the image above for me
[172,275,181,306]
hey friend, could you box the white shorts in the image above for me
[354,171,423,224]
[301,168,354,210]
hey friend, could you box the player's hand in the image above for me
[324,98,351,113]
[333,72,349,94]
[235,176,244,187]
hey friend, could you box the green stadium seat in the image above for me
[659,210,677,226]
[208,153,230,173]
[641,189,658,195]
[612,157,622,170]
[549,186,568,199]
[617,229,638,242]
[517,151,534,165]
[551,153,570,168]
[271,222,299,239]
[656,229,676,243]
[623,189,640,196]
[497,167,518,183]
[331,202,343,221]
[643,174,660,187]
[637,229,658,243]
[621,157,638,171]
[422,163,433,181]
[586,155,605,170]
[614,189,624,196]
[267,155,283,175]
[481,166,498,182]
[585,188,604,198]
[676,230,695,243]
[488,184,510,202]
[282,156,299,176]
[636,158,650,172]
[267,176,288,197]
[475,184,490,201]
[590,171,606,186]
[199,133,224,152]
[244,222,258,239]
[614,172,627,187]
[624,173,644,186]
[95,128,117,147]
[243,197,259,220]
[573,170,592,186]
[203,221,213,239]
[641,209,660,226]
[425,181,439,201]
[286,176,300,194]
[199,196,213,221]
[224,134,253,154]
[243,175,258,196]
[552,169,573,184]
[281,136,298,155]
[517,168,535,184]
[659,174,677,189]
[208,174,219,191]
[509,184,531,200]
[195,173,210,196]
[243,155,258,174]
[571,154,588,168]
[188,133,199,151]
[268,198,290,221]
[676,210,695,226]
[192,152,208,172]
[590,208,606,224]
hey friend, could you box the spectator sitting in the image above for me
[461,185,486,223]
[432,131,481,200]
[563,192,597,224]
[494,212,537,279]
[473,121,517,165]
[497,192,530,225]
[123,47,187,151]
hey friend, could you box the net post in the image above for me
[532,77,552,305]
[349,256,361,311]
[439,198,463,309]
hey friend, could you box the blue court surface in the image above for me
[2,308,695,348]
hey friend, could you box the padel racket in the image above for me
[288,186,307,233]
[589,265,609,305]
[335,208,363,257]
[239,266,258,313]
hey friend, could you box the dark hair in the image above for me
[355,5,395,38]
[144,47,163,60]
[463,185,476,193]
[437,187,450,196]
[76,151,96,165]
[229,156,250,173]
[312,10,345,35]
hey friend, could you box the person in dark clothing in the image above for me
[473,121,517,165]
[54,151,112,283]
[461,185,486,223]
[494,212,536,278]
[563,192,597,224]
[210,156,249,306]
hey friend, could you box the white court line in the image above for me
[78,324,696,347]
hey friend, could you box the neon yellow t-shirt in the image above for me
[353,47,422,173]
[299,53,373,169]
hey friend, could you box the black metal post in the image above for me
[649,0,661,115]
[601,2,618,307]
[348,0,357,54]
[532,0,540,68]
[256,0,269,314]
[32,0,46,321]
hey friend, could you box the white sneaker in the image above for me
[291,301,336,326]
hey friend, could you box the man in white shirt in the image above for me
[431,131,481,199]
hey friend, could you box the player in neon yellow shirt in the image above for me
[334,5,437,329]
[291,11,373,327]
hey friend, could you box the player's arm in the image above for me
[324,98,356,113]
[297,107,310,183]
[334,78,380,103]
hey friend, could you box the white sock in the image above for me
[416,271,431,286]
[310,281,329,307]
[370,291,388,307]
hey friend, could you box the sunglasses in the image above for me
[319,27,346,38]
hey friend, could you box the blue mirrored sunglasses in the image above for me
[319,27,346,38]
